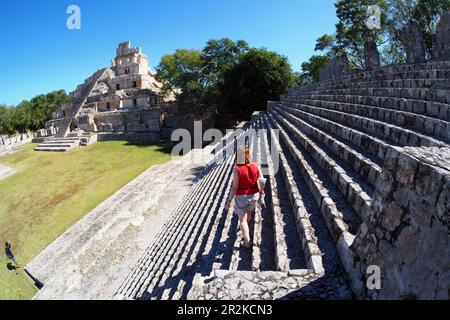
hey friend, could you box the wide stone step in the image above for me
[188,268,351,300]
[281,101,447,148]
[294,77,450,94]
[292,85,450,105]
[286,97,450,143]
[269,110,373,222]
[269,102,391,162]
[302,64,450,86]
[274,106,382,189]
[115,139,239,299]
[265,113,360,240]
[286,93,450,123]
[321,78,450,90]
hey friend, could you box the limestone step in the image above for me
[269,109,373,222]
[188,269,351,300]
[265,112,360,240]
[284,88,450,116]
[273,106,382,188]
[280,101,447,148]
[269,102,391,162]
[307,64,450,85]
[321,78,450,90]
[285,96,450,143]
[290,74,450,98]
[115,142,238,299]
[258,121,307,273]
[286,93,450,122]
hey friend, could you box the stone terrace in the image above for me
[114,60,450,300]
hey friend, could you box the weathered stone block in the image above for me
[403,21,426,64]
[395,154,418,186]
[415,164,445,207]
[381,202,403,232]
[364,41,381,70]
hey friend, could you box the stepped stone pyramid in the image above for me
[35,41,175,152]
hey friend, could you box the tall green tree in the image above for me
[300,55,329,83]
[155,49,205,102]
[201,38,249,87]
[221,48,295,119]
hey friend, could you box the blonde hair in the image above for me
[236,146,252,165]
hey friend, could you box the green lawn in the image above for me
[0,141,172,300]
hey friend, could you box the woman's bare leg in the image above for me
[239,213,251,245]
[247,210,253,222]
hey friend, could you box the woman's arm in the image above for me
[225,167,239,211]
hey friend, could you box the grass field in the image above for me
[0,141,172,300]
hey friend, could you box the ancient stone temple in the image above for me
[36,41,176,151]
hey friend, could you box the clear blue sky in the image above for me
[0,0,337,106]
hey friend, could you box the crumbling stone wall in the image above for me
[346,147,450,299]
[319,54,351,81]
[0,132,36,154]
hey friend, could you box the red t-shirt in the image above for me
[236,163,260,195]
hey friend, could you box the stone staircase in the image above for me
[113,61,449,300]
[34,137,82,152]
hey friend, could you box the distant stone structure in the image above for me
[434,11,450,61]
[319,54,351,81]
[37,41,180,151]
[364,41,381,70]
[403,21,426,63]
[0,132,36,155]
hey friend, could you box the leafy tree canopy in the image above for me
[156,39,296,122]
[0,90,69,135]
[220,48,295,119]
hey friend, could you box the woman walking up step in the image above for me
[225,146,266,248]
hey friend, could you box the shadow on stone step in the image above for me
[276,273,353,300]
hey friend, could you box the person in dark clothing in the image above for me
[6,262,19,275]
[5,242,20,267]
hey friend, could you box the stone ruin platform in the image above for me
[25,58,450,300]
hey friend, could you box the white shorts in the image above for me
[234,193,259,217]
